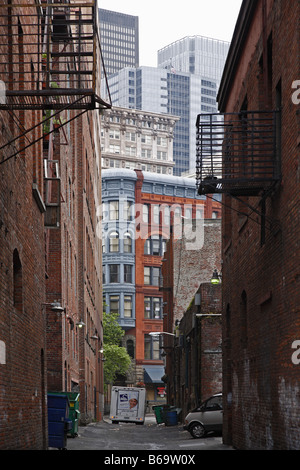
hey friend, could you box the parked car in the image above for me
[183,393,223,438]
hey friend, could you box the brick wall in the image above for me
[0,1,47,449]
[175,283,222,418]
[219,0,300,449]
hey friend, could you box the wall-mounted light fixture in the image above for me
[211,269,222,285]
[76,319,86,328]
[42,301,65,312]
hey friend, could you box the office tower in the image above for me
[98,8,139,76]
[157,35,229,81]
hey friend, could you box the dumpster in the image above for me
[152,405,164,424]
[47,393,70,449]
[65,392,80,437]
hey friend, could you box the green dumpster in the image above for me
[152,405,164,424]
[65,392,80,437]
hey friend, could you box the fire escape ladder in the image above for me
[0,1,111,164]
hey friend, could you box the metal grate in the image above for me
[196,111,281,196]
[0,1,110,111]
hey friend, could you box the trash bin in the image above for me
[65,392,80,437]
[165,411,178,426]
[152,405,164,424]
[47,393,70,449]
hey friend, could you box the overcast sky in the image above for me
[98,0,243,67]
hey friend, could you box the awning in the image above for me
[144,365,165,384]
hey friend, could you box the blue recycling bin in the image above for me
[48,393,71,449]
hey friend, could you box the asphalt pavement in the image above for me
[64,413,234,453]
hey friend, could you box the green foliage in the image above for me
[103,344,132,385]
[102,311,131,387]
[103,311,124,346]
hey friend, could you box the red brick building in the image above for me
[0,0,47,450]
[134,171,221,402]
[162,219,222,409]
[174,282,222,419]
[102,168,221,404]
[0,0,109,448]
[197,0,300,449]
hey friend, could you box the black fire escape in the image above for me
[0,1,111,227]
[0,0,110,155]
[196,110,281,234]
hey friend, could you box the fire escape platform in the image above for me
[196,111,281,197]
[0,1,111,112]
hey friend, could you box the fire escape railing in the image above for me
[196,111,281,196]
[0,1,111,111]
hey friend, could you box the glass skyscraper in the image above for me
[98,9,139,77]
[157,35,229,81]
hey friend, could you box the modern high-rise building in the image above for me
[157,35,229,81]
[102,66,221,175]
[98,8,139,76]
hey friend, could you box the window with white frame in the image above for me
[124,295,133,318]
[109,231,119,252]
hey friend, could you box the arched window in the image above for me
[109,231,119,252]
[127,339,135,359]
[123,232,132,253]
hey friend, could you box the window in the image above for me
[144,266,161,286]
[125,131,136,142]
[109,231,119,252]
[141,149,152,159]
[109,129,120,140]
[141,135,152,144]
[124,265,133,283]
[157,137,167,147]
[109,201,119,220]
[144,334,161,360]
[144,235,166,256]
[109,144,120,154]
[127,339,135,358]
[123,232,132,253]
[157,151,167,160]
[153,205,160,224]
[124,295,133,317]
[109,265,120,283]
[123,201,134,220]
[143,204,149,223]
[144,266,150,285]
[152,267,160,286]
[164,206,170,226]
[125,146,136,156]
[109,295,120,315]
[144,296,162,319]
